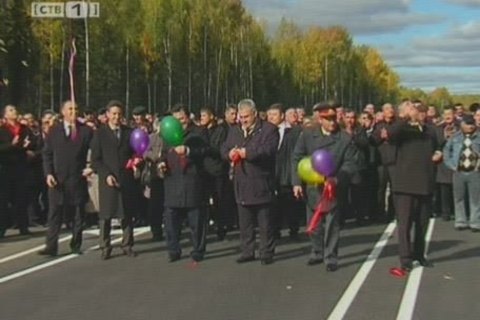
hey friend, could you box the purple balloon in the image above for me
[311,149,335,177]
[130,128,150,155]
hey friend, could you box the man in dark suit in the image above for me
[267,103,302,240]
[200,107,232,240]
[39,101,93,256]
[292,102,358,272]
[159,104,209,263]
[387,102,441,271]
[371,103,398,222]
[221,99,279,265]
[0,105,34,237]
[90,100,140,260]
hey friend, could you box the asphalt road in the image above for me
[0,218,478,320]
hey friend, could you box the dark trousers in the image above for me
[164,207,206,258]
[99,217,134,249]
[237,204,275,259]
[148,179,165,237]
[352,168,379,221]
[306,201,340,265]
[393,193,430,265]
[378,165,396,221]
[0,164,29,232]
[208,175,237,230]
[273,186,302,235]
[437,183,453,219]
[45,205,85,251]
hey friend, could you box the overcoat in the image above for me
[221,119,279,206]
[90,124,140,219]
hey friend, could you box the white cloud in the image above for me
[381,21,480,68]
[444,0,480,8]
[244,0,442,35]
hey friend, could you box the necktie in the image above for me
[114,128,120,141]
[66,125,72,139]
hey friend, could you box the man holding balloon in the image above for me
[158,104,210,263]
[292,102,359,272]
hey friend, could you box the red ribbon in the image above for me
[232,152,242,165]
[126,156,143,170]
[6,123,21,138]
[306,179,336,235]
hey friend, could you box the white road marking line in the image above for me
[0,235,72,265]
[0,227,150,284]
[327,221,397,320]
[396,218,435,320]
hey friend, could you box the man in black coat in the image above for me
[200,107,232,240]
[0,105,34,237]
[267,103,303,240]
[292,102,358,272]
[39,101,93,256]
[387,102,442,271]
[159,104,209,263]
[221,99,279,265]
[90,100,140,260]
[371,103,398,222]
[434,107,457,221]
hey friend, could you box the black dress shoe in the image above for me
[307,258,323,266]
[19,229,32,236]
[261,257,274,265]
[101,248,112,260]
[38,248,57,257]
[152,234,164,242]
[168,254,181,262]
[122,247,137,257]
[191,254,204,262]
[471,228,480,233]
[71,248,83,255]
[455,226,468,231]
[417,258,434,268]
[236,256,255,264]
[326,264,338,272]
[401,262,413,272]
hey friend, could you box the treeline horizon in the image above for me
[0,0,477,116]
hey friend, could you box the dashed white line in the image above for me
[396,218,436,320]
[0,227,150,284]
[327,221,397,320]
[0,235,72,265]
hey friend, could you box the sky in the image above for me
[243,0,480,94]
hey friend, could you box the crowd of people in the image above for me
[0,98,479,272]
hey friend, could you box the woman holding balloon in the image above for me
[292,102,359,272]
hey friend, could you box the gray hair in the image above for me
[238,99,257,113]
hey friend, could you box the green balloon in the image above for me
[297,157,325,185]
[160,116,184,146]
